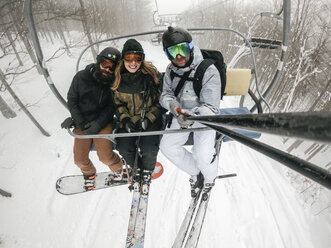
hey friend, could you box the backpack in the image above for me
[170,49,227,99]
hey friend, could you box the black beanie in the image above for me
[122,39,144,56]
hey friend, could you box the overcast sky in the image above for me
[153,0,192,15]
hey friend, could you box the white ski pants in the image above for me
[160,119,218,183]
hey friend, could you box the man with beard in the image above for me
[61,47,123,191]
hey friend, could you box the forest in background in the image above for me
[177,0,331,193]
[0,0,330,206]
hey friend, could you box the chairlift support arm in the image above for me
[24,0,68,109]
[250,0,291,112]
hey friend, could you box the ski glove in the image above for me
[83,121,101,135]
[122,118,139,133]
[61,117,75,129]
[177,115,194,129]
[169,100,181,117]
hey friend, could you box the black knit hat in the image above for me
[122,39,144,56]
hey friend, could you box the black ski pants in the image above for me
[116,121,162,171]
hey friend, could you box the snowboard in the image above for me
[56,162,164,195]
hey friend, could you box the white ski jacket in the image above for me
[160,46,221,116]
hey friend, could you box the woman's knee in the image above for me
[159,138,171,155]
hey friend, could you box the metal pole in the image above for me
[67,127,210,143]
[189,111,331,144]
[202,123,331,190]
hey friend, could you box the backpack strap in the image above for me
[166,69,192,128]
[169,70,176,81]
[193,59,215,97]
[174,69,192,97]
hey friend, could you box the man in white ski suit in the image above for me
[159,26,221,194]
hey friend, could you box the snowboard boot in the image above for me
[83,173,96,191]
[189,172,204,198]
[107,169,123,186]
[141,169,153,196]
[108,158,133,183]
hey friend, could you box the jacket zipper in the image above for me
[132,93,136,115]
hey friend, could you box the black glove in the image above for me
[61,117,75,129]
[83,121,101,134]
[122,118,139,133]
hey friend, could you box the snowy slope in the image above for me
[0,38,330,248]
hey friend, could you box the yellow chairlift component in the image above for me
[224,69,251,96]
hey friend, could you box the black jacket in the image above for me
[113,70,165,127]
[67,64,115,129]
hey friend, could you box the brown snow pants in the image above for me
[73,123,122,176]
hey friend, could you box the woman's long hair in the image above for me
[111,60,160,90]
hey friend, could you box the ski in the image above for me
[172,190,202,248]
[126,184,142,247]
[172,173,237,248]
[126,184,150,248]
[184,189,212,248]
[56,162,163,195]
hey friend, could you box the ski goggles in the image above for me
[123,53,144,63]
[100,59,116,71]
[165,41,194,60]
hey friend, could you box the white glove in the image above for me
[169,100,181,117]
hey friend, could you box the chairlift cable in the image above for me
[154,0,159,14]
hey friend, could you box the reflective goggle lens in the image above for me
[124,54,144,62]
[166,42,193,60]
[100,59,116,70]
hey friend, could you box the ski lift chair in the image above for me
[90,68,261,151]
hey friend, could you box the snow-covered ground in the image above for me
[0,36,330,248]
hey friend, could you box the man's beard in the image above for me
[93,67,114,85]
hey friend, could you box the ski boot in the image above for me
[83,173,96,191]
[141,169,153,196]
[129,168,141,192]
[121,159,132,181]
[202,181,215,201]
[189,172,204,198]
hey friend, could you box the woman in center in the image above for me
[112,39,164,194]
